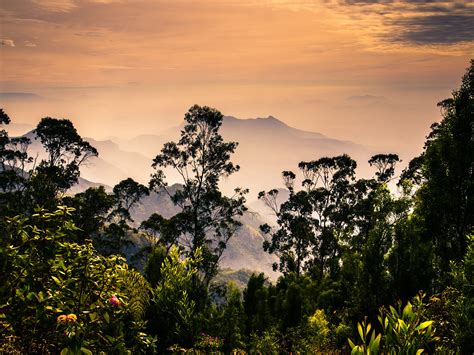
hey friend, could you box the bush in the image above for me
[146,245,203,349]
[349,294,440,354]
[249,328,280,354]
[0,206,156,353]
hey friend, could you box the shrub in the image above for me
[349,294,440,354]
[0,206,156,353]
[249,328,280,354]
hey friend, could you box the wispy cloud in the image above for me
[346,94,385,102]
[1,39,15,47]
[0,92,42,100]
[24,40,37,47]
[31,0,78,12]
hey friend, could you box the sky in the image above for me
[0,0,473,158]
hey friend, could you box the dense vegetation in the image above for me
[0,61,472,353]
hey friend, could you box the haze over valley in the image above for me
[10,114,376,194]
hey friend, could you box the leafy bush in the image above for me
[194,333,224,352]
[0,206,156,353]
[146,245,203,349]
[348,318,381,355]
[450,234,474,353]
[349,294,440,354]
[291,309,331,353]
[249,328,280,354]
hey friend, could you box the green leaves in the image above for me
[349,294,441,354]
[415,321,433,331]
[349,318,381,355]
[1,206,156,353]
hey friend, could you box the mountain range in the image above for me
[11,115,374,194]
[88,115,372,194]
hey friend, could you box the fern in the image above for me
[119,268,151,321]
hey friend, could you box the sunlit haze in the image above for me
[1,0,473,158]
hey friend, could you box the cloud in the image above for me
[88,0,121,3]
[0,92,42,100]
[24,40,37,47]
[1,39,15,47]
[334,0,474,46]
[346,94,385,102]
[8,0,121,15]
[31,0,78,12]
[387,14,474,44]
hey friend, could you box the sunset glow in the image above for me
[1,0,473,156]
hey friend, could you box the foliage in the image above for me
[0,206,156,353]
[290,309,332,353]
[349,294,440,354]
[450,234,474,352]
[348,318,381,355]
[146,245,203,350]
[194,333,224,352]
[1,61,473,353]
[249,328,280,354]
[308,309,331,345]
[32,117,98,206]
[402,60,473,288]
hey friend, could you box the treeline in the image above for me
[0,61,472,353]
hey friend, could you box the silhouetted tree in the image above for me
[368,153,400,182]
[30,117,97,207]
[63,186,115,241]
[0,108,32,215]
[402,60,473,289]
[101,178,149,255]
[147,105,247,286]
[259,155,357,280]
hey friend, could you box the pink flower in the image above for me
[109,295,121,307]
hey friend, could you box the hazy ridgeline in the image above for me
[0,61,472,353]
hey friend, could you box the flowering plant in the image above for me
[195,333,224,351]
[1,207,156,353]
[109,295,121,307]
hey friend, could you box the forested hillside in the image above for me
[0,61,472,354]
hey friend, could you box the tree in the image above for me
[243,273,272,336]
[402,60,473,289]
[0,109,32,216]
[451,234,474,353]
[259,187,316,277]
[32,117,98,203]
[147,105,247,286]
[368,154,400,182]
[111,178,149,224]
[259,155,357,280]
[62,186,115,242]
[100,178,149,255]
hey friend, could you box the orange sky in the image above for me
[1,0,473,158]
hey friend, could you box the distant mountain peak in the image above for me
[221,114,328,140]
[254,115,288,126]
[223,115,288,128]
